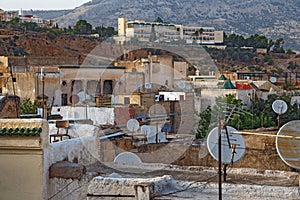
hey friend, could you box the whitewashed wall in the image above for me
[51,106,114,125]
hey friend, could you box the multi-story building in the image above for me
[114,18,224,46]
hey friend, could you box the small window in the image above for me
[124,97,130,104]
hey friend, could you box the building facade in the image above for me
[114,18,224,46]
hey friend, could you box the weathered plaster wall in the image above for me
[0,119,49,200]
[51,106,115,125]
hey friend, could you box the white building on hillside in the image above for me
[114,18,224,46]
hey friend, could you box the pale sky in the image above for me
[0,0,91,10]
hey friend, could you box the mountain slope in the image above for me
[52,0,300,51]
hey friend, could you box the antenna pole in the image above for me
[277,114,281,129]
[218,120,222,200]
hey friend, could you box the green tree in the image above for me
[94,25,117,40]
[272,38,285,53]
[74,20,92,34]
[154,17,163,23]
[20,97,38,114]
[195,106,212,138]
[286,49,295,54]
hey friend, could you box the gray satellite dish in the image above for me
[272,100,288,115]
[207,126,246,164]
[126,119,139,132]
[276,120,300,169]
[185,84,192,90]
[114,152,142,165]
[270,77,277,83]
[178,81,186,89]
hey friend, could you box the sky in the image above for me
[0,0,90,10]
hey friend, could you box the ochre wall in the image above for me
[0,150,44,200]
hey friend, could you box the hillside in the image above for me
[0,30,99,64]
[47,0,300,51]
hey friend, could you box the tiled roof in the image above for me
[223,78,236,89]
[218,74,227,80]
[0,127,42,136]
[235,82,253,90]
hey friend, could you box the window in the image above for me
[124,97,130,104]
[86,80,101,96]
[103,80,113,95]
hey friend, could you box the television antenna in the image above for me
[276,120,300,170]
[209,102,251,200]
[272,100,288,128]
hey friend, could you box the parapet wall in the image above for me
[0,119,101,200]
[0,119,49,200]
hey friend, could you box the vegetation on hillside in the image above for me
[0,18,117,41]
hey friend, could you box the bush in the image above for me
[20,97,38,114]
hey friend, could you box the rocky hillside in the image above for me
[49,0,300,51]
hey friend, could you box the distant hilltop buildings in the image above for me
[0,8,56,27]
[114,17,224,47]
[0,9,18,21]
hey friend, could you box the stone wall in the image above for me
[137,134,291,171]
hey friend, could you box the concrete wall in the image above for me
[0,119,100,200]
[45,136,99,167]
[51,106,115,125]
[174,61,188,79]
[0,119,49,200]
[140,93,194,134]
[195,88,237,112]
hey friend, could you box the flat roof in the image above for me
[59,65,126,70]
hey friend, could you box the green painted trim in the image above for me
[0,127,42,136]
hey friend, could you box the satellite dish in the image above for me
[207,126,246,164]
[126,119,139,132]
[114,152,142,165]
[185,84,192,90]
[272,100,288,115]
[136,83,142,90]
[69,94,79,104]
[270,77,277,83]
[178,81,186,89]
[276,120,300,169]
[145,83,152,89]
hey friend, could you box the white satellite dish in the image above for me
[270,77,277,83]
[272,100,288,115]
[126,119,139,132]
[114,152,142,165]
[145,83,152,89]
[276,120,300,169]
[207,126,246,164]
